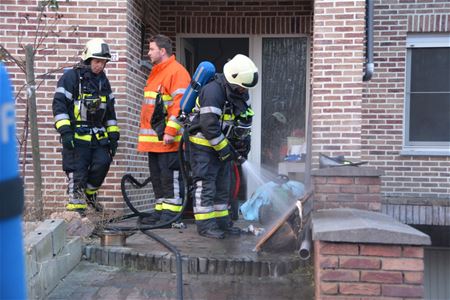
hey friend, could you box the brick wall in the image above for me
[6,0,448,219]
[159,0,313,37]
[311,0,366,162]
[362,0,450,200]
[314,241,425,299]
[120,0,160,212]
[1,0,147,217]
[312,167,383,212]
[2,0,314,218]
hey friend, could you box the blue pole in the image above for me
[0,62,26,299]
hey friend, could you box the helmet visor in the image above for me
[241,72,258,88]
[92,43,111,59]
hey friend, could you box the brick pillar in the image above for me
[314,241,425,299]
[312,166,384,211]
[311,0,366,162]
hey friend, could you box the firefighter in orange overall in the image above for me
[137,35,191,224]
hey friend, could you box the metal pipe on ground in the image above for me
[298,222,311,260]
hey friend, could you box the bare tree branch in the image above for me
[0,45,26,72]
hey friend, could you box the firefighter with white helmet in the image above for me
[223,54,259,88]
[52,38,119,214]
[80,38,111,61]
[189,54,258,239]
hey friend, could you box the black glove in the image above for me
[61,132,75,150]
[233,136,251,159]
[109,139,118,157]
[108,132,119,157]
[217,143,234,162]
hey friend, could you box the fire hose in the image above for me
[101,130,192,300]
[101,124,246,300]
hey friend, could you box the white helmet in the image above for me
[80,38,111,62]
[223,54,258,89]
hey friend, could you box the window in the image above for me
[261,37,308,171]
[403,34,450,155]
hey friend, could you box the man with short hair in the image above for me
[137,34,191,224]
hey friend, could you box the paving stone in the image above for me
[48,260,315,300]
[208,258,217,274]
[261,261,270,276]
[198,257,208,274]
[188,256,198,273]
[251,261,261,277]
[217,259,226,274]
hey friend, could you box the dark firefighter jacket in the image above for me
[52,66,119,145]
[189,74,252,154]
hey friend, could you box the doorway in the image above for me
[179,38,249,74]
[178,36,309,197]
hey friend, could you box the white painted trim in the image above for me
[248,35,262,166]
[403,35,450,151]
[407,33,450,48]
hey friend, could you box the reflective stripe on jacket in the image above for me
[189,74,252,154]
[52,67,119,143]
[138,55,191,153]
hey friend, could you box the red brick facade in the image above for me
[1,1,134,216]
[314,241,425,299]
[1,0,449,218]
[362,0,450,200]
[311,0,366,161]
[312,167,382,211]
[1,0,313,217]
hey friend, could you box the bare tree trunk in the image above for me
[25,44,43,221]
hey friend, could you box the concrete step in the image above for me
[84,245,301,277]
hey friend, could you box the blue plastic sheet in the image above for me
[240,180,304,221]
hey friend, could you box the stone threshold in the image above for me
[83,245,302,277]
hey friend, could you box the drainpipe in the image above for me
[363,0,374,81]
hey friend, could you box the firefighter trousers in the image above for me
[148,152,183,220]
[190,149,232,232]
[62,145,112,205]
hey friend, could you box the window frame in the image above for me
[402,34,450,156]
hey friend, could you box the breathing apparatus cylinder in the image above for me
[180,61,216,114]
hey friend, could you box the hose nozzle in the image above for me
[236,155,246,165]
[229,144,247,165]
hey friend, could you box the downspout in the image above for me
[363,0,374,81]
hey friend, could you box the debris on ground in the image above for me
[241,224,265,236]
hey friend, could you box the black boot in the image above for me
[85,193,104,212]
[140,211,161,224]
[198,227,225,239]
[197,219,225,239]
[67,189,87,216]
[160,210,178,223]
[217,217,241,235]
[223,226,241,235]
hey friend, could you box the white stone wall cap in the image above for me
[312,208,431,245]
